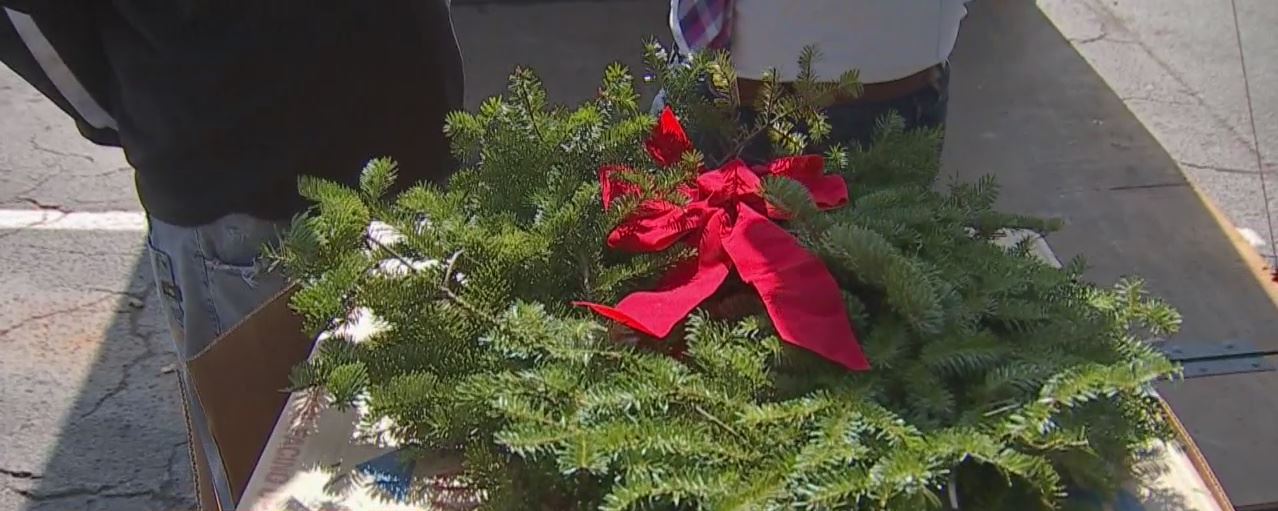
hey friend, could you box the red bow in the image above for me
[576,107,870,371]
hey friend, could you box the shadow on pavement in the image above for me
[16,253,195,511]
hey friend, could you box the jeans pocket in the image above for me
[201,253,288,336]
[194,215,291,335]
[146,232,187,332]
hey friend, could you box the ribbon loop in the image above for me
[646,107,694,167]
[579,107,869,371]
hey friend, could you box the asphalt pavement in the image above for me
[1039,0,1278,266]
[1,1,1275,509]
[0,42,183,510]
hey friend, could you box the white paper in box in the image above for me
[237,381,478,510]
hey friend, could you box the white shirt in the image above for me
[730,0,970,83]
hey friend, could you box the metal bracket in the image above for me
[1155,340,1276,378]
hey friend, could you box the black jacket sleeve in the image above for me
[0,4,120,146]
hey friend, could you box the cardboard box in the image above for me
[186,286,314,511]
[184,287,476,511]
[183,232,1235,511]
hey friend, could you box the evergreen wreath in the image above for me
[271,44,1180,510]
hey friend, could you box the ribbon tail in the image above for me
[579,210,732,339]
[724,204,870,370]
[576,256,729,339]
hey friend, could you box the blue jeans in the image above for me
[146,214,290,508]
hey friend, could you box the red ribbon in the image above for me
[576,107,870,371]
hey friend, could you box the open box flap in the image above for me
[186,285,314,509]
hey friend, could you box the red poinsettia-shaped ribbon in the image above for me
[576,107,870,370]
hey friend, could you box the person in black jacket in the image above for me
[1,2,463,507]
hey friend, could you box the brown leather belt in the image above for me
[737,64,943,106]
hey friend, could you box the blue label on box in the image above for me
[356,449,417,502]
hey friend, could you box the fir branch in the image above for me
[367,233,502,330]
[693,404,745,441]
[509,67,548,143]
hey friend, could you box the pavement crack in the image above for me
[75,166,132,178]
[15,196,65,211]
[1074,0,1261,159]
[0,174,65,241]
[1108,182,1189,191]
[156,440,195,509]
[1069,2,1139,46]
[76,340,157,420]
[0,468,42,480]
[0,295,115,339]
[104,487,192,509]
[1178,159,1273,176]
[11,484,109,501]
[1069,27,1108,45]
[1071,30,1137,46]
[0,171,57,204]
[8,477,187,506]
[101,489,162,498]
[0,210,65,242]
[78,282,161,420]
[28,135,96,164]
[1120,95,1194,107]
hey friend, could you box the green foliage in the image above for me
[359,157,399,199]
[276,45,1178,510]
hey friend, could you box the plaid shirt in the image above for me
[671,0,733,53]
